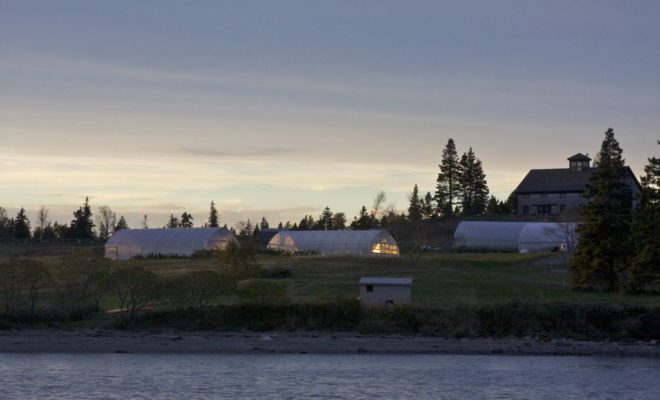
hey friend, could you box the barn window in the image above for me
[366,285,373,292]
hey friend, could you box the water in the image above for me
[1,354,659,399]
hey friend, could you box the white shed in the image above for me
[104,227,237,260]
[266,229,399,257]
[359,277,413,305]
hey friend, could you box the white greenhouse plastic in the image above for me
[453,221,577,253]
[104,228,237,260]
[266,229,400,257]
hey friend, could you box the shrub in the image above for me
[163,270,235,310]
[108,265,160,321]
[0,258,50,319]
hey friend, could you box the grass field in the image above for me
[2,243,659,307]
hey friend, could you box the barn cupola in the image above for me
[568,153,591,172]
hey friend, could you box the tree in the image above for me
[114,216,129,231]
[142,214,148,229]
[109,266,160,321]
[407,184,422,222]
[0,259,49,318]
[570,128,633,291]
[35,206,49,240]
[70,197,95,239]
[96,205,117,240]
[318,207,333,230]
[371,191,387,221]
[164,270,235,310]
[235,220,253,236]
[13,207,31,240]
[332,212,347,230]
[0,207,9,239]
[180,212,194,228]
[435,138,461,216]
[628,141,660,292]
[421,192,435,220]
[166,214,180,228]
[458,148,489,216]
[60,254,112,316]
[351,206,373,230]
[259,217,270,230]
[298,215,315,230]
[486,196,500,215]
[208,201,219,228]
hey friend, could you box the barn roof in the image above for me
[514,168,594,194]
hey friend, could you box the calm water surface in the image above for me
[1,353,659,399]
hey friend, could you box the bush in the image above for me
[58,253,112,318]
[163,270,235,310]
[0,258,50,319]
[108,265,160,321]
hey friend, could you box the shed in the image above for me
[359,277,413,305]
[104,227,237,260]
[453,221,577,253]
[266,229,399,257]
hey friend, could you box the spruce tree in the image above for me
[180,212,194,228]
[166,214,180,228]
[115,216,129,231]
[318,207,333,230]
[13,207,31,239]
[208,201,219,228]
[435,138,461,216]
[407,184,422,221]
[458,148,489,215]
[628,141,660,292]
[260,217,269,229]
[351,206,372,230]
[332,212,346,229]
[70,197,95,239]
[421,192,435,220]
[570,128,633,291]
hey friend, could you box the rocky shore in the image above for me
[1,330,660,357]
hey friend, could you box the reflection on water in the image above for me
[0,353,659,399]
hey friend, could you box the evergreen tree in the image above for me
[298,215,315,230]
[13,207,31,239]
[318,207,333,230]
[259,217,269,230]
[208,201,219,228]
[70,197,95,239]
[166,214,180,228]
[407,184,422,222]
[570,128,633,291]
[628,141,660,292]
[42,223,56,240]
[458,148,489,215]
[115,216,129,231]
[142,214,148,229]
[421,192,435,219]
[180,212,194,228]
[486,196,500,215]
[435,138,461,216]
[351,206,373,230]
[277,222,284,229]
[0,207,9,239]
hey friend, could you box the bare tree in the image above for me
[36,206,49,232]
[96,206,117,240]
[142,214,148,229]
[543,223,578,265]
[371,191,387,218]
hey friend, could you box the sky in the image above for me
[1,0,659,229]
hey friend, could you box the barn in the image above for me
[104,227,237,260]
[266,229,400,257]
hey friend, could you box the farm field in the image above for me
[1,243,658,307]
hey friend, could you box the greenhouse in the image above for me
[453,221,577,253]
[266,229,400,257]
[104,227,237,260]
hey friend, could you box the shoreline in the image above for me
[1,330,660,357]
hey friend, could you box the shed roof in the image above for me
[359,277,413,286]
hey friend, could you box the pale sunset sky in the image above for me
[1,1,659,228]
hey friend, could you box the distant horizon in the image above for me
[2,1,658,229]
